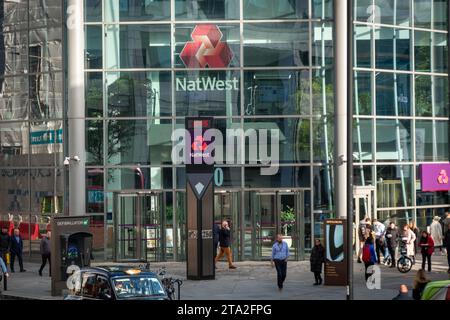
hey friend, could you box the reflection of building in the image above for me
[0,1,449,262]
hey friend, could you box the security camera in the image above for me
[64,157,70,166]
[73,156,81,162]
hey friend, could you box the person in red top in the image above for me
[418,231,435,272]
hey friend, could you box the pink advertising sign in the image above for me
[420,164,450,192]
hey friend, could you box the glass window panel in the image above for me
[1,30,28,76]
[415,120,433,161]
[107,119,173,165]
[2,0,28,32]
[85,26,103,70]
[376,72,411,116]
[29,0,62,29]
[0,76,29,120]
[243,0,308,19]
[86,0,102,22]
[355,25,372,68]
[312,22,334,67]
[355,0,372,22]
[244,118,310,164]
[107,71,172,117]
[30,168,61,214]
[107,167,172,190]
[415,75,432,117]
[174,24,240,68]
[433,0,448,30]
[86,120,104,166]
[312,0,333,19]
[375,28,411,70]
[377,165,413,207]
[415,30,431,72]
[175,70,240,117]
[244,166,311,188]
[86,169,104,213]
[434,76,449,117]
[0,169,29,212]
[312,68,334,116]
[433,32,448,73]
[86,72,103,117]
[313,166,333,211]
[376,119,412,162]
[30,72,63,120]
[28,27,63,72]
[30,121,63,166]
[176,0,239,20]
[414,0,432,29]
[105,0,170,21]
[353,165,374,186]
[435,121,449,161]
[0,122,29,167]
[312,116,333,162]
[353,118,373,162]
[105,24,171,69]
[353,71,372,115]
[244,23,309,67]
[244,70,310,116]
[377,209,413,229]
[376,0,411,26]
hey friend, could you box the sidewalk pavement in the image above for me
[1,255,449,300]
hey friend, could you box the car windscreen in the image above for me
[112,276,166,299]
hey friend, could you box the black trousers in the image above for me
[39,254,51,275]
[10,251,24,271]
[421,253,432,271]
[274,259,287,289]
[364,262,374,281]
[375,239,384,263]
[447,247,450,268]
[313,271,322,284]
[388,246,396,266]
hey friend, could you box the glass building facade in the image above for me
[0,0,448,262]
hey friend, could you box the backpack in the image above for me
[362,244,371,263]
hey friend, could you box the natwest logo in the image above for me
[438,169,449,184]
[180,24,233,68]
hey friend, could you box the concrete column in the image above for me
[67,0,86,216]
[334,0,348,218]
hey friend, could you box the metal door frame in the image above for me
[353,186,376,227]
[113,190,164,262]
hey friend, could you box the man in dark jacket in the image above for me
[0,227,11,261]
[39,231,51,276]
[392,284,414,300]
[10,228,26,272]
[385,222,399,268]
[213,223,220,260]
[214,221,236,269]
[310,239,325,285]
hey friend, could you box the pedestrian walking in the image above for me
[310,239,325,285]
[10,228,26,273]
[444,227,450,273]
[373,219,386,264]
[362,236,377,281]
[409,221,420,258]
[430,216,444,255]
[443,212,450,232]
[0,255,9,278]
[215,221,237,269]
[357,217,371,263]
[412,269,430,300]
[392,284,414,300]
[39,231,51,276]
[271,234,289,291]
[213,222,220,261]
[0,227,11,263]
[402,225,416,263]
[418,231,434,272]
[385,222,399,268]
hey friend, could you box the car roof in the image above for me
[82,266,158,278]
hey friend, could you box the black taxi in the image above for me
[64,266,168,300]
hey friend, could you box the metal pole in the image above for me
[67,0,86,216]
[347,0,354,300]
